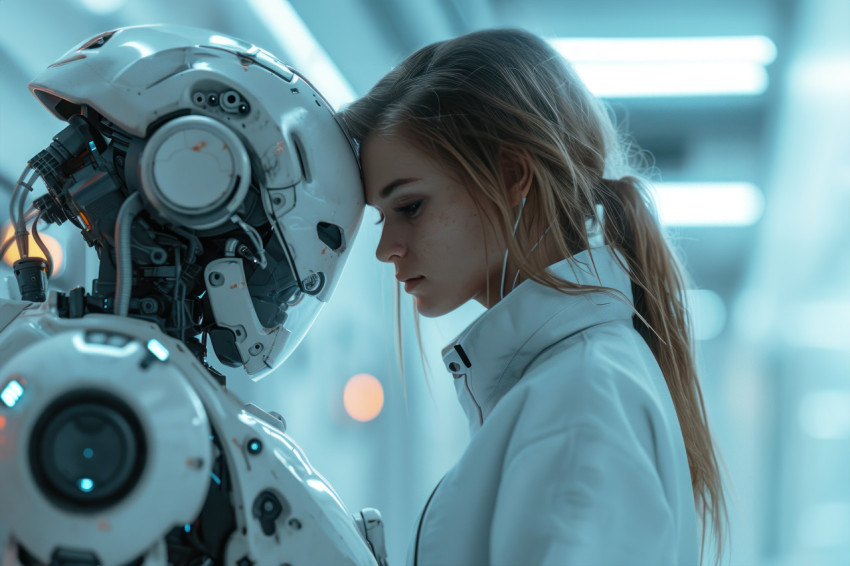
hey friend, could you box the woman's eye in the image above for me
[395,200,423,218]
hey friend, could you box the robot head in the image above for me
[16,25,364,380]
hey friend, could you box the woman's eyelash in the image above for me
[374,200,423,224]
[396,200,423,217]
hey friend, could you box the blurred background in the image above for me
[1,0,848,564]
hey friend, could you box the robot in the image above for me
[0,25,387,566]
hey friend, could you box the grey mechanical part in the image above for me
[139,115,251,230]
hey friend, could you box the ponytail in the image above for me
[596,176,728,564]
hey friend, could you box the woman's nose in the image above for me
[375,228,405,263]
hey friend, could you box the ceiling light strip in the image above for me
[650,182,765,226]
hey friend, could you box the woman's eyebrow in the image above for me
[379,177,420,200]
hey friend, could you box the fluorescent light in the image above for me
[575,62,768,97]
[244,0,356,109]
[550,36,777,64]
[549,36,776,97]
[649,182,764,226]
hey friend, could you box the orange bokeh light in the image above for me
[1,224,64,275]
[343,374,384,422]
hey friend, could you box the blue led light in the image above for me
[78,478,95,492]
[146,339,170,362]
[83,448,94,459]
[88,140,97,153]
[210,472,221,485]
[1,380,24,408]
[184,523,191,533]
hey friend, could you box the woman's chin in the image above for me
[414,298,443,318]
[414,296,465,319]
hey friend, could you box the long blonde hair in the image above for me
[342,28,727,562]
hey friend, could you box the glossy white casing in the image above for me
[27,25,365,379]
[0,298,378,566]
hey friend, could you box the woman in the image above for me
[342,29,727,565]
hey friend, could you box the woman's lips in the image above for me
[403,276,424,292]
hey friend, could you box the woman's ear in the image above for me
[500,147,533,207]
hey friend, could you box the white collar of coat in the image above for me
[441,245,636,432]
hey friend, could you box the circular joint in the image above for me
[249,343,264,356]
[139,298,159,315]
[138,115,251,230]
[220,90,242,113]
[149,248,167,265]
[29,390,146,511]
[208,272,224,287]
[449,362,461,373]
[207,93,218,106]
[192,92,205,106]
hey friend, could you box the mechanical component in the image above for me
[252,490,289,536]
[13,258,49,303]
[355,509,390,566]
[29,390,146,510]
[1,24,384,566]
[138,115,251,230]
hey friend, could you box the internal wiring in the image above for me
[9,166,39,258]
[2,165,53,276]
[114,192,144,316]
[259,186,302,290]
[9,165,31,229]
[30,211,54,277]
[230,213,268,269]
[173,247,186,340]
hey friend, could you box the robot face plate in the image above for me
[22,25,365,379]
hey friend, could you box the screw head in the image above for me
[208,272,224,287]
[302,273,325,294]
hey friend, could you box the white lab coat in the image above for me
[408,246,700,566]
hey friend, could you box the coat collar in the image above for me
[441,246,635,434]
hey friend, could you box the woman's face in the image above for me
[362,133,505,317]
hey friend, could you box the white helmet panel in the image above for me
[25,25,364,380]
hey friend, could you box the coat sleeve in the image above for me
[489,424,678,566]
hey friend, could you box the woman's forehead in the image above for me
[362,134,432,200]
